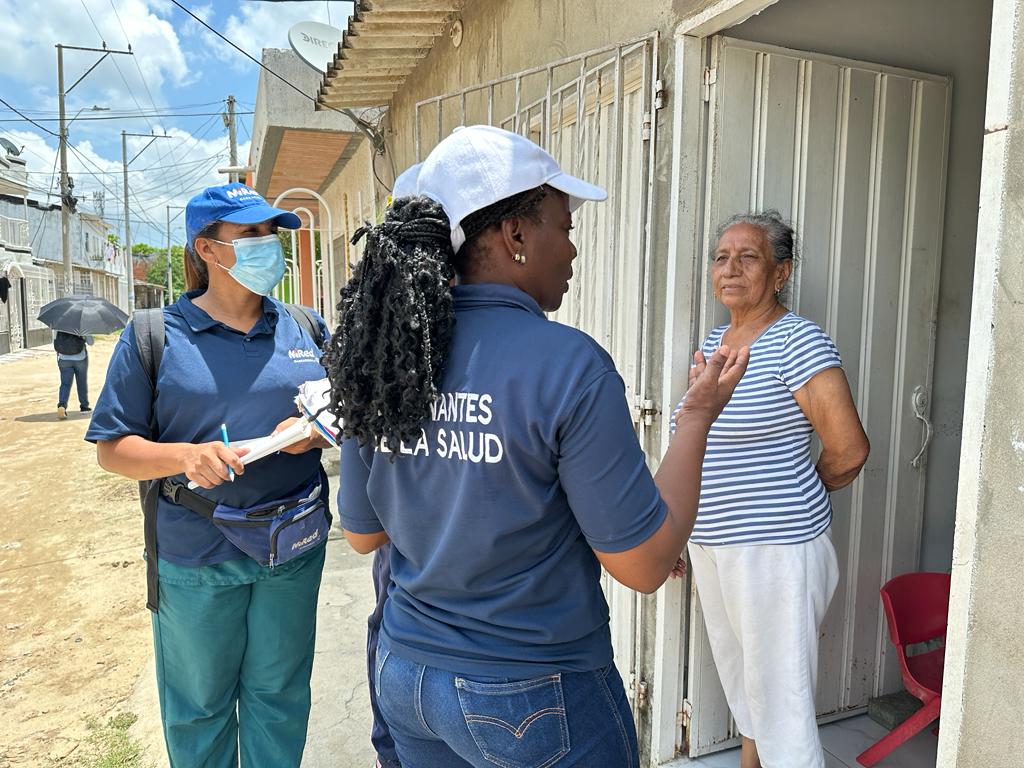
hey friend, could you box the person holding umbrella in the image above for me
[85,183,333,767]
[37,293,129,420]
[54,330,92,418]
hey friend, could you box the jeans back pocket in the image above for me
[455,673,569,768]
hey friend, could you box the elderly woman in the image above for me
[672,211,869,768]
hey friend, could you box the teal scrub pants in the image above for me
[151,544,327,768]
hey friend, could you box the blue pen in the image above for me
[221,423,234,481]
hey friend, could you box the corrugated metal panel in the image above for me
[318,1,464,109]
[686,35,951,756]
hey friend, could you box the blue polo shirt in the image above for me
[339,283,667,677]
[86,291,330,567]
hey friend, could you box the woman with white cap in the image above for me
[326,126,748,767]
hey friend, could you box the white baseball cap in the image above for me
[416,125,607,253]
[391,162,422,199]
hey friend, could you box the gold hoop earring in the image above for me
[513,252,526,265]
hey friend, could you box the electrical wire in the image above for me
[75,0,175,184]
[0,111,255,124]
[0,97,59,138]
[166,0,388,162]
[22,151,229,176]
[67,144,164,233]
[112,0,197,185]
[1,101,232,116]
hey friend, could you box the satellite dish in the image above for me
[288,21,344,73]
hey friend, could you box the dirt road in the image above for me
[0,339,153,766]
[1,338,378,768]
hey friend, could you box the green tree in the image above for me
[133,242,161,261]
[146,245,187,302]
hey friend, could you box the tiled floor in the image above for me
[683,715,938,768]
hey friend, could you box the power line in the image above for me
[0,97,60,137]
[114,0,196,189]
[67,144,163,233]
[166,0,385,158]
[1,101,230,116]
[78,0,176,178]
[0,111,255,124]
[22,151,230,175]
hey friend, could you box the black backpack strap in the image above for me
[285,303,323,348]
[134,309,165,393]
[132,309,166,612]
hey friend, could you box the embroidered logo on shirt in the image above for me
[288,348,318,362]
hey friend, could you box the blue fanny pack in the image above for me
[161,477,330,567]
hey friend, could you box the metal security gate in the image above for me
[415,34,664,716]
[685,36,951,756]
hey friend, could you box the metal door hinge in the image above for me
[642,112,652,141]
[702,67,717,102]
[639,398,659,427]
[654,78,666,110]
[636,679,650,710]
[679,698,694,753]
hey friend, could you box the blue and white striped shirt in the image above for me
[671,313,842,546]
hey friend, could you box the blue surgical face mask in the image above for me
[211,234,287,295]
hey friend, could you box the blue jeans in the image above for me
[368,544,401,767]
[374,638,639,768]
[57,357,88,408]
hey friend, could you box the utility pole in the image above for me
[224,95,239,183]
[122,131,174,313]
[165,205,185,305]
[57,42,132,296]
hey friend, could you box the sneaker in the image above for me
[80,405,92,413]
[57,406,67,420]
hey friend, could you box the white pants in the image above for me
[688,531,840,768]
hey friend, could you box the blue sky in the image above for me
[0,0,352,248]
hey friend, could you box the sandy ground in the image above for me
[0,339,376,768]
[0,339,151,766]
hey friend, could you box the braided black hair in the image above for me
[323,187,547,452]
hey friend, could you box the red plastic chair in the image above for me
[857,572,951,767]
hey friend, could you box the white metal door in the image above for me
[415,35,663,715]
[8,277,24,352]
[686,36,951,756]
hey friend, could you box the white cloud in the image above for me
[4,123,245,246]
[0,0,188,107]
[220,1,352,71]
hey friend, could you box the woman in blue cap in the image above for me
[87,183,332,767]
[326,126,749,767]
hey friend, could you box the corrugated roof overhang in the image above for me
[317,0,464,109]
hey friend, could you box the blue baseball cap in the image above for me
[185,183,302,247]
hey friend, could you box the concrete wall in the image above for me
[939,0,1024,763]
[320,138,378,288]
[383,0,703,170]
[727,0,993,573]
[250,48,357,195]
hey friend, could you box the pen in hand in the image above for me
[221,423,234,481]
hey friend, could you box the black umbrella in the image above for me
[37,294,129,335]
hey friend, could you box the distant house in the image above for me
[0,140,130,354]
